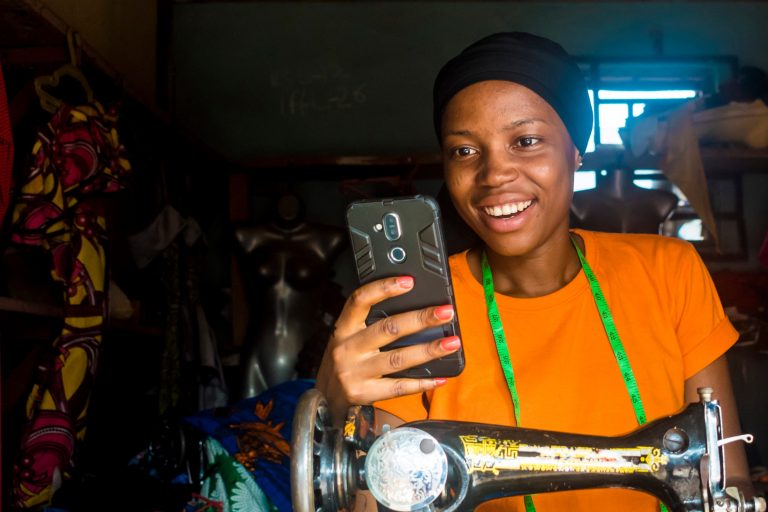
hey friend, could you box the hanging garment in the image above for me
[10,101,131,508]
[0,57,13,226]
[660,104,719,247]
[158,237,228,416]
[627,102,719,247]
[128,204,227,414]
[0,58,13,507]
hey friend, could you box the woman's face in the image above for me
[441,80,581,258]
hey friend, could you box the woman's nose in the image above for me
[478,146,520,186]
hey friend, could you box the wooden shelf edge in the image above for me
[0,296,63,318]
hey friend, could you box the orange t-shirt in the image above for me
[376,229,738,512]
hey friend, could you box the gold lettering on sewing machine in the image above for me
[460,435,520,474]
[343,420,355,440]
[460,436,668,476]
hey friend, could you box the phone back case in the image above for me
[346,195,464,378]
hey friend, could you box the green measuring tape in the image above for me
[480,235,667,512]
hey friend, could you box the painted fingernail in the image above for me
[440,336,461,351]
[434,305,454,320]
[434,378,448,387]
[397,276,414,288]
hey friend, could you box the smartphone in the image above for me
[345,195,464,378]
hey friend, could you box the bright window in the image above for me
[573,57,744,257]
[586,89,698,149]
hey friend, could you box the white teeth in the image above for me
[484,200,533,217]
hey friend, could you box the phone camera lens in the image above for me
[388,246,407,264]
[382,213,402,241]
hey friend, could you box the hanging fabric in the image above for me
[0,56,14,226]
[10,100,131,508]
[127,204,228,415]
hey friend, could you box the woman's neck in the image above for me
[470,231,584,298]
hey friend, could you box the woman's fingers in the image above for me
[343,374,449,407]
[334,275,457,352]
[334,276,415,339]
[367,335,461,378]
[356,304,456,352]
[331,334,461,403]
[320,275,461,413]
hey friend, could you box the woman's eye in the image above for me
[517,136,540,148]
[453,147,477,158]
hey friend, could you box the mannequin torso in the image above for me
[235,194,346,398]
[571,168,678,234]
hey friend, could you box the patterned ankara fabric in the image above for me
[10,101,131,508]
[184,379,314,512]
[183,438,277,512]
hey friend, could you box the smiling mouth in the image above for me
[483,200,534,218]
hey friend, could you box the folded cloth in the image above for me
[184,437,276,512]
[184,379,314,512]
[694,99,768,149]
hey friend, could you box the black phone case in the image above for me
[346,195,464,378]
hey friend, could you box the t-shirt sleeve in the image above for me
[670,242,739,378]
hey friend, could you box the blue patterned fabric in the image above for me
[184,379,314,512]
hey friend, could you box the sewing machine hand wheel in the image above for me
[291,389,365,512]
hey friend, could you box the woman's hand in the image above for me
[315,275,461,425]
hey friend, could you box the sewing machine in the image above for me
[291,387,765,512]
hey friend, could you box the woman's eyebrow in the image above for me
[443,129,474,137]
[503,118,546,130]
[443,118,547,138]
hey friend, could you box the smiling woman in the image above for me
[440,80,580,288]
[315,31,751,512]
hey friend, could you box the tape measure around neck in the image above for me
[480,235,656,512]
[570,236,648,425]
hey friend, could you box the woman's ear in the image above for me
[572,148,583,172]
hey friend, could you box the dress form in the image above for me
[234,194,346,398]
[571,168,679,234]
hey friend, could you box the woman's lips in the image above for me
[479,199,536,231]
[482,199,534,217]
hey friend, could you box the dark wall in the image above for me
[172,1,768,161]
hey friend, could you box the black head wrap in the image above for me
[433,32,593,155]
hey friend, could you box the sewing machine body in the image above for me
[402,409,704,511]
[291,388,764,512]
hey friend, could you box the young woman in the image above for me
[316,32,750,511]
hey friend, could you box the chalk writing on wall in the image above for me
[270,65,368,116]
